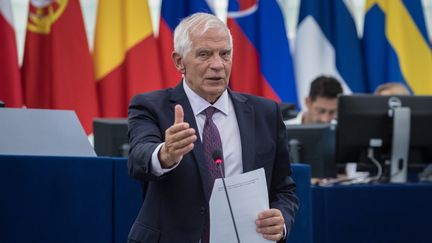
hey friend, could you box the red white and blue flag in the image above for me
[158,0,214,88]
[227,0,298,106]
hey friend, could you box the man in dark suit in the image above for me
[127,13,298,243]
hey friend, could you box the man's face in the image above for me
[172,27,232,103]
[304,97,338,123]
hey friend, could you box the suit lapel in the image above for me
[169,83,210,201]
[230,91,256,173]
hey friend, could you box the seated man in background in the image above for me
[374,82,411,95]
[285,76,343,124]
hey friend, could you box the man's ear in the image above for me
[172,52,185,74]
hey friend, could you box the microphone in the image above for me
[212,150,240,243]
[212,149,224,177]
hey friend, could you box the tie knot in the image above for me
[204,106,217,119]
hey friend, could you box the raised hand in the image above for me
[159,104,197,168]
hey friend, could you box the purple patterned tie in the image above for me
[202,106,223,192]
[201,106,223,243]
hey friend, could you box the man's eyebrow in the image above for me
[196,47,210,51]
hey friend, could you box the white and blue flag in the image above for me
[295,0,366,108]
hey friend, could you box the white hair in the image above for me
[173,12,233,57]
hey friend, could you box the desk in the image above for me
[0,155,311,243]
[0,155,113,243]
[313,184,432,243]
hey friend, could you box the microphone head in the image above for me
[212,150,223,165]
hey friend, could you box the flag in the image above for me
[93,0,163,117]
[21,0,98,134]
[0,0,23,107]
[295,0,366,107]
[363,0,432,94]
[227,0,298,106]
[158,0,213,87]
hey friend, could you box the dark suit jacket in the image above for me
[127,83,298,243]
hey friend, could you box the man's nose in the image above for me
[319,113,333,123]
[209,55,224,70]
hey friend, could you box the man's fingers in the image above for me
[256,216,284,228]
[258,208,282,219]
[167,123,191,135]
[255,208,284,241]
[161,106,196,167]
[174,104,184,124]
[174,143,195,157]
[163,126,196,163]
[163,142,195,163]
[256,223,284,234]
[166,132,197,151]
[169,128,195,141]
[262,233,283,241]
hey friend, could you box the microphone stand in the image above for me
[216,162,241,243]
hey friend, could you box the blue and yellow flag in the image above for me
[363,0,432,94]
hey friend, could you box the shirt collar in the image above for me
[183,79,230,116]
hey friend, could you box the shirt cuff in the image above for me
[151,143,180,176]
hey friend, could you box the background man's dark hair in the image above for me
[309,76,343,101]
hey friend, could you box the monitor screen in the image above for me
[93,118,129,157]
[286,123,336,178]
[336,95,432,181]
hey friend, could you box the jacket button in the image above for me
[200,207,206,215]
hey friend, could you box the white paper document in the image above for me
[209,168,274,243]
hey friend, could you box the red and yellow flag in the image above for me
[93,0,163,117]
[21,0,99,134]
[0,0,23,107]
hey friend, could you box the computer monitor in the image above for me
[336,95,432,182]
[286,123,337,178]
[93,118,129,157]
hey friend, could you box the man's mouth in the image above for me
[207,77,223,81]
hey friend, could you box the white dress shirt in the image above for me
[284,111,304,125]
[151,80,243,176]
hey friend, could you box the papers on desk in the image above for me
[209,168,274,243]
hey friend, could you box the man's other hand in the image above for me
[255,208,285,241]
